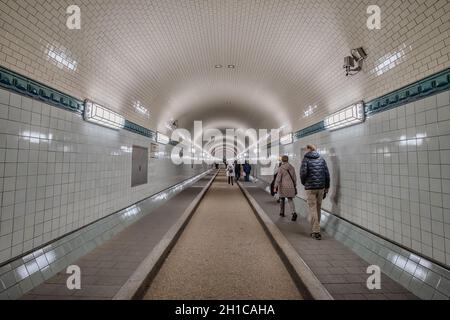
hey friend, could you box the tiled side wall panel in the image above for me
[0,88,206,264]
[265,90,450,267]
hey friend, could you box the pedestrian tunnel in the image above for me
[0,0,449,304]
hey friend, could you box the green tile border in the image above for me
[124,119,156,140]
[366,68,450,116]
[0,65,84,113]
[292,67,450,143]
[3,64,448,145]
[0,65,158,142]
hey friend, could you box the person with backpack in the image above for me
[300,144,330,241]
[226,161,235,185]
[274,155,298,221]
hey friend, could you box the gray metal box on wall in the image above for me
[131,145,148,187]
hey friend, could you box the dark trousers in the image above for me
[244,173,250,182]
[280,197,296,214]
[228,176,234,185]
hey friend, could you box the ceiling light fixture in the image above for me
[83,100,125,130]
[227,65,235,69]
[215,65,223,68]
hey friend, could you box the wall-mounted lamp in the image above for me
[83,100,125,130]
[156,132,170,145]
[324,101,365,131]
[280,133,293,145]
[343,47,368,76]
[165,119,178,131]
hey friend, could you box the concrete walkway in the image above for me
[144,171,303,300]
[242,182,418,300]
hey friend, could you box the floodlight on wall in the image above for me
[344,47,367,76]
[324,102,365,131]
[83,100,125,130]
[280,133,293,145]
[156,132,170,145]
[352,47,368,62]
[165,119,178,131]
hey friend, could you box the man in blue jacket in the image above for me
[300,144,330,240]
[243,161,252,182]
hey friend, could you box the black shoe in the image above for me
[311,233,322,240]
[291,213,298,221]
[279,212,285,217]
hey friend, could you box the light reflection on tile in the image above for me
[371,44,413,77]
[44,43,78,72]
[13,265,29,282]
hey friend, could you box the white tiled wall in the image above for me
[273,90,450,267]
[0,88,206,264]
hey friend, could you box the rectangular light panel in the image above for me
[83,100,125,130]
[324,101,365,131]
[280,133,293,145]
[157,132,170,145]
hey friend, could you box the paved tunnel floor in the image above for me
[144,171,303,300]
[242,181,418,300]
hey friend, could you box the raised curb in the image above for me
[237,181,334,300]
[113,171,219,300]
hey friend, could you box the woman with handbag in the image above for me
[274,155,298,221]
[271,162,282,203]
[226,161,235,186]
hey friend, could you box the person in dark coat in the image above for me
[243,161,251,182]
[234,160,241,182]
[300,144,330,240]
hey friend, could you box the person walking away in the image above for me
[274,156,298,221]
[300,144,330,240]
[243,161,252,182]
[226,162,235,185]
[234,160,241,182]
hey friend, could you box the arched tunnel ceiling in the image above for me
[1,0,449,134]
